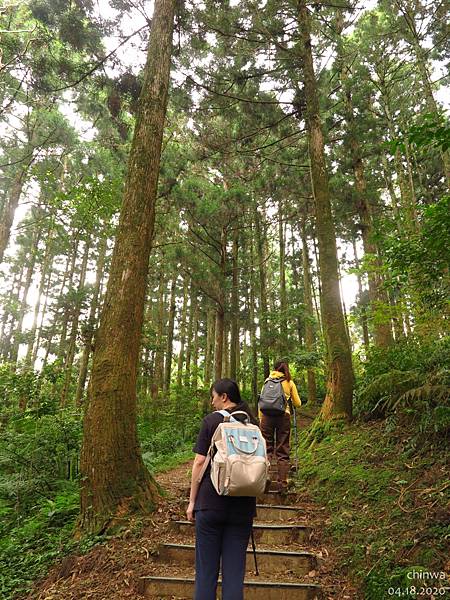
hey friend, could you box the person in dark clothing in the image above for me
[187,378,258,600]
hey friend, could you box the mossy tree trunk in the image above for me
[298,0,354,421]
[79,0,176,535]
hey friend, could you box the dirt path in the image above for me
[27,453,358,600]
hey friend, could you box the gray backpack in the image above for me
[258,376,287,416]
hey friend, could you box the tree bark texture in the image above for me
[79,0,175,535]
[298,0,354,420]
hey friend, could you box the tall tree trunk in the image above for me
[24,234,55,368]
[24,245,52,369]
[57,240,80,361]
[9,231,42,363]
[42,251,73,367]
[311,233,324,336]
[214,305,224,380]
[290,234,303,346]
[300,222,317,406]
[214,227,227,380]
[75,236,107,406]
[279,200,287,343]
[335,14,393,349]
[298,0,354,420]
[163,275,177,394]
[222,315,230,378]
[381,153,401,224]
[352,238,370,351]
[0,265,24,359]
[0,168,28,263]
[204,306,214,385]
[248,230,259,411]
[191,292,199,389]
[60,239,90,406]
[254,206,270,378]
[79,0,175,535]
[31,265,53,366]
[154,274,166,389]
[230,233,239,379]
[383,98,418,232]
[183,286,195,387]
[176,277,188,388]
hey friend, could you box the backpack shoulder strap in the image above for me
[197,410,233,484]
[216,409,236,422]
[228,410,250,423]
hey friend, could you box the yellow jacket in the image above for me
[258,370,301,418]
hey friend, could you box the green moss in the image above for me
[294,421,449,599]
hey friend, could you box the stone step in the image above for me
[258,490,300,505]
[140,576,322,599]
[256,504,303,522]
[156,543,317,576]
[171,520,311,545]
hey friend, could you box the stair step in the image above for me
[171,520,311,544]
[256,504,302,521]
[140,576,322,599]
[156,543,317,575]
[259,490,299,505]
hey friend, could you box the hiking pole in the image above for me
[251,527,259,576]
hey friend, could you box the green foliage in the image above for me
[0,362,68,419]
[295,422,449,599]
[389,112,450,154]
[0,364,201,599]
[382,195,450,325]
[138,384,203,472]
[355,337,450,448]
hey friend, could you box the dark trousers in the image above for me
[194,509,253,600]
[260,412,291,465]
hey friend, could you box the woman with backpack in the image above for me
[259,360,301,492]
[186,378,260,600]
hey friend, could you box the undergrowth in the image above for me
[0,374,204,600]
[295,421,449,598]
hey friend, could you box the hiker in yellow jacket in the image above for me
[259,360,301,491]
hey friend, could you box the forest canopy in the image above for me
[0,0,449,597]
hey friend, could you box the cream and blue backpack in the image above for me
[199,410,269,497]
